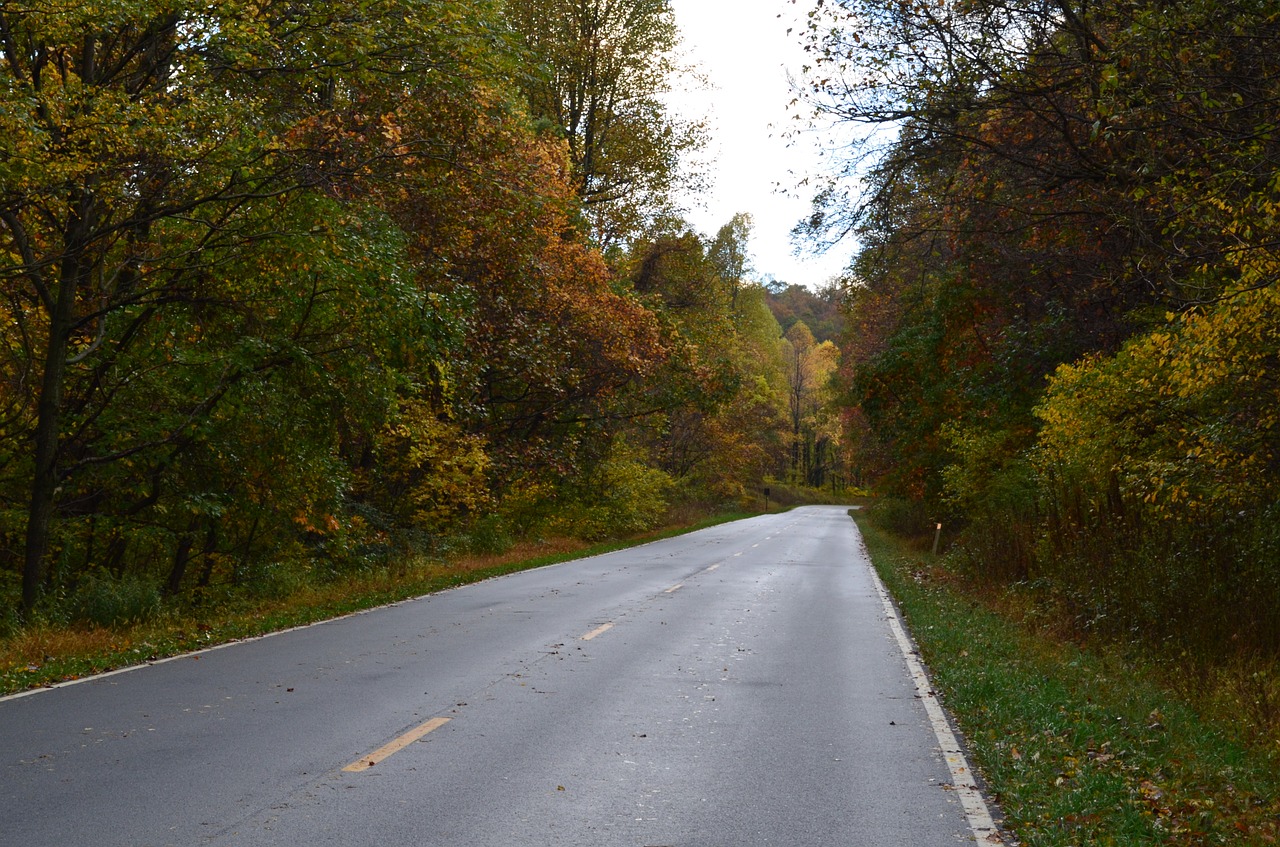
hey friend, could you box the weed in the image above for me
[465,514,515,556]
[0,510,756,696]
[854,512,1280,846]
[866,495,933,537]
[67,572,161,627]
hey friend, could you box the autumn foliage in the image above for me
[803,0,1280,660]
[0,0,812,624]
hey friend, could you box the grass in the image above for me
[854,512,1280,846]
[1,511,755,697]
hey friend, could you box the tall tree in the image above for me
[796,0,1280,502]
[797,0,1280,655]
[504,0,704,244]
[709,212,753,308]
[0,0,510,612]
[782,321,839,485]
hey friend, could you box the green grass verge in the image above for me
[853,512,1280,846]
[1,511,756,697]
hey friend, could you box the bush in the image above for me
[67,572,162,627]
[466,514,515,556]
[1016,481,1280,660]
[553,442,674,541]
[866,496,933,537]
[0,568,20,636]
[0,604,18,638]
[238,559,312,601]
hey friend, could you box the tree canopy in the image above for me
[504,0,705,245]
[0,0,822,625]
[800,0,1280,656]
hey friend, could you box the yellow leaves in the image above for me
[1037,279,1280,520]
[373,397,492,530]
[1146,330,1173,358]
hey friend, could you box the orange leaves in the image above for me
[362,80,671,477]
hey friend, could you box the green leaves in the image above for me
[0,0,796,622]
[505,0,704,245]
[0,0,548,609]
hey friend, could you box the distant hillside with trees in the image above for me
[763,282,844,344]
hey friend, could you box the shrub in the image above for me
[466,514,515,556]
[67,572,162,628]
[867,496,932,537]
[237,559,312,601]
[553,441,674,541]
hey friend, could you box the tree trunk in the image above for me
[167,533,195,598]
[196,523,220,590]
[21,202,91,614]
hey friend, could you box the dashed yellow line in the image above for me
[705,563,721,573]
[343,717,451,773]
[581,622,614,641]
[665,583,684,594]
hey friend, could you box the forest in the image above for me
[802,0,1280,708]
[6,0,1277,720]
[0,0,848,628]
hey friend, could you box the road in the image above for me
[1,506,1000,846]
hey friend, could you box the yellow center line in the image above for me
[343,717,451,773]
[705,563,721,573]
[665,583,684,594]
[581,622,614,641]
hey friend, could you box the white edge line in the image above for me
[2,528,713,705]
[864,547,1004,845]
[0,615,352,704]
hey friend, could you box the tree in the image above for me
[798,0,1280,655]
[799,0,1280,315]
[504,0,704,244]
[782,321,840,486]
[784,321,817,477]
[614,221,792,501]
[795,0,1275,503]
[709,213,753,308]
[0,0,515,612]
[0,3,313,611]
[765,282,844,343]
[623,226,741,474]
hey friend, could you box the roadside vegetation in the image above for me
[0,3,853,642]
[858,508,1279,846]
[0,479,854,696]
[0,508,760,696]
[799,0,1280,827]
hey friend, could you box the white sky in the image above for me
[666,0,851,288]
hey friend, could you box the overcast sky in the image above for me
[665,0,852,288]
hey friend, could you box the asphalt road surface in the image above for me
[1,506,1000,846]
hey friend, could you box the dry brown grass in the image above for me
[0,534,608,693]
[449,537,590,574]
[0,625,125,671]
